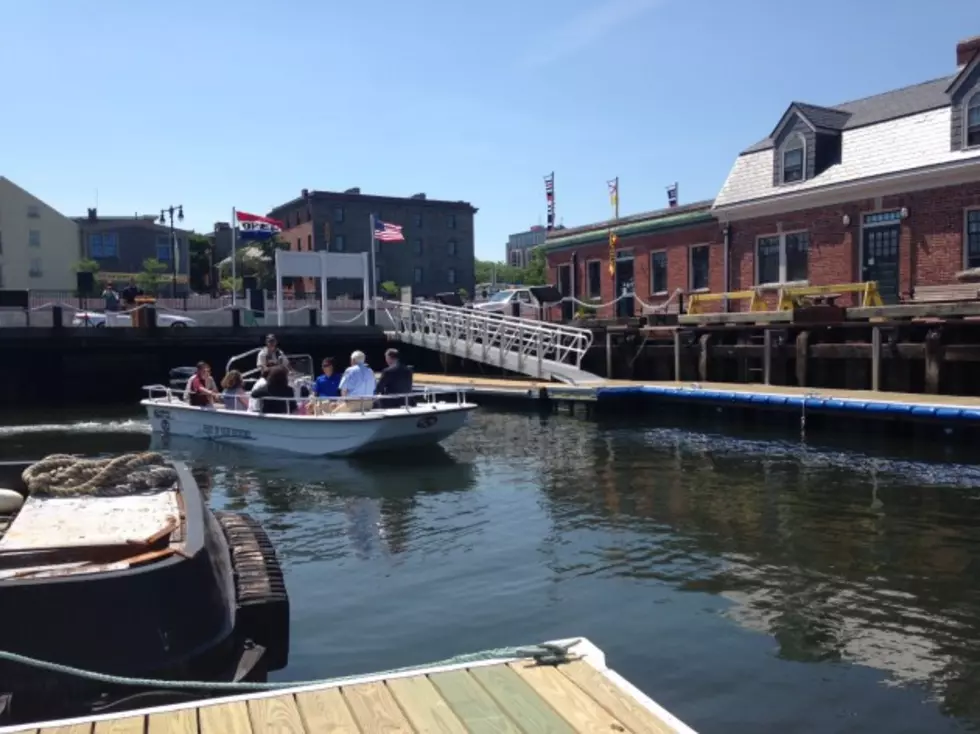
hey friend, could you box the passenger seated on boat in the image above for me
[250,366,296,415]
[375,348,414,408]
[331,350,376,413]
[310,357,341,413]
[257,334,290,377]
[188,362,219,408]
[220,370,249,411]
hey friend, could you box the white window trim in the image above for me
[585,258,603,299]
[754,230,810,287]
[649,249,669,296]
[781,133,806,184]
[964,208,980,269]
[688,244,711,293]
[966,91,980,150]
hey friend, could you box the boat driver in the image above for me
[257,334,289,377]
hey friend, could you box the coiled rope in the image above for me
[0,641,579,692]
[21,452,178,497]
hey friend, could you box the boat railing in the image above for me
[225,348,315,386]
[142,384,471,415]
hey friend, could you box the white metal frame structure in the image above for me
[274,250,370,326]
[384,300,601,384]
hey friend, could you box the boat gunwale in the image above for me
[0,637,698,734]
[141,397,479,423]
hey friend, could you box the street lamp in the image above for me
[159,205,184,297]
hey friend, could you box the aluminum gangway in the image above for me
[383,300,602,384]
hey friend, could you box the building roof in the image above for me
[714,55,980,212]
[544,200,714,250]
[268,189,478,219]
[744,75,955,153]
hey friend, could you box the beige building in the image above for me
[0,177,80,290]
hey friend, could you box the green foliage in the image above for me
[474,246,548,288]
[380,280,399,297]
[74,258,100,273]
[523,246,547,286]
[220,275,243,294]
[135,258,169,294]
[188,234,212,293]
[457,287,469,300]
[219,237,290,291]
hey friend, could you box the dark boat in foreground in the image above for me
[0,453,289,726]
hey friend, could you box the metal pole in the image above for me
[171,214,177,298]
[231,208,238,307]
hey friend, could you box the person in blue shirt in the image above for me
[313,357,341,410]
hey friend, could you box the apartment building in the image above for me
[0,177,80,290]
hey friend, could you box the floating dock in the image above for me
[2,638,694,734]
[414,373,980,428]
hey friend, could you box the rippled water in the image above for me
[2,407,980,733]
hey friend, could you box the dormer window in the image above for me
[782,135,805,183]
[967,92,980,148]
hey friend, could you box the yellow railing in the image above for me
[686,290,766,314]
[775,281,882,310]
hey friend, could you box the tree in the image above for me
[523,246,547,286]
[457,287,469,300]
[73,258,100,274]
[474,259,525,285]
[380,281,399,298]
[188,234,212,294]
[220,236,290,291]
[136,258,169,295]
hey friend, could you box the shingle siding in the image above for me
[771,114,815,186]
[950,62,980,150]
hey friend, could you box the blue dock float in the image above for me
[593,384,980,424]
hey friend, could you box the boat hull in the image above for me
[142,399,476,456]
[0,460,289,725]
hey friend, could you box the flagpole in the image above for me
[369,213,377,321]
[231,207,238,307]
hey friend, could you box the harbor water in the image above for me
[1,407,979,733]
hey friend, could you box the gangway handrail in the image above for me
[382,298,599,382]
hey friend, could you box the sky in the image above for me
[0,0,976,261]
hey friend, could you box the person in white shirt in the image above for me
[256,334,289,377]
[332,350,376,413]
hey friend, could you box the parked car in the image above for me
[471,288,542,318]
[71,311,196,328]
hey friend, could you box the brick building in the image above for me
[268,187,477,299]
[713,35,980,306]
[544,202,719,319]
[545,35,980,316]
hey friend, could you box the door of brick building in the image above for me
[861,213,901,304]
[615,251,635,318]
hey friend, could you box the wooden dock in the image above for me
[6,639,693,734]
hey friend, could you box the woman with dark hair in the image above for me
[249,365,296,415]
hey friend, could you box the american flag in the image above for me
[374,219,405,242]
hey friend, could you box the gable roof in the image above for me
[770,103,851,139]
[946,45,980,96]
[744,75,955,154]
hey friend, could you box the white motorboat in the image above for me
[141,386,477,456]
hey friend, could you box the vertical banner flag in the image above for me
[667,183,679,208]
[607,177,619,276]
[544,172,555,231]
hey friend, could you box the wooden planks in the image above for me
[35,659,689,734]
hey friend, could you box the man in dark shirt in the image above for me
[121,278,141,308]
[375,348,413,408]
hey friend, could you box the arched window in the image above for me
[967,92,980,148]
[781,134,805,183]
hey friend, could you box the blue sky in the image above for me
[0,0,974,260]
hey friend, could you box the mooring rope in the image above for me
[0,641,580,692]
[21,452,178,497]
